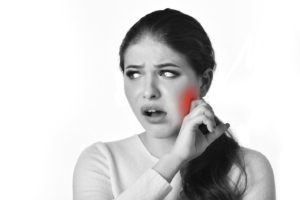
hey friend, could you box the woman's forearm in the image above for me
[152,153,185,183]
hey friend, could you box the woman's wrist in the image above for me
[152,153,186,183]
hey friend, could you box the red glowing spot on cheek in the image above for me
[179,86,199,118]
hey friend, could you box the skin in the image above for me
[122,34,276,199]
[123,35,201,137]
[123,34,221,159]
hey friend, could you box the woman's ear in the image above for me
[199,68,213,98]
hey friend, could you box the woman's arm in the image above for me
[73,144,114,200]
[152,153,185,183]
[73,143,174,200]
[242,148,276,200]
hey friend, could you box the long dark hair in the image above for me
[119,8,247,199]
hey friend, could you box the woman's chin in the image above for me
[144,126,179,139]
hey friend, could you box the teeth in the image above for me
[148,109,156,113]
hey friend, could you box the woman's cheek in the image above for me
[178,86,199,118]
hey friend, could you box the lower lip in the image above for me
[143,113,167,123]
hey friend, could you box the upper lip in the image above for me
[141,104,166,115]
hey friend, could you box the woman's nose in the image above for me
[142,77,161,99]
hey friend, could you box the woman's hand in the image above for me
[169,98,230,164]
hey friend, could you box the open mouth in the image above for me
[141,105,167,123]
[143,109,166,117]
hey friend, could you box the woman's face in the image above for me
[123,35,203,138]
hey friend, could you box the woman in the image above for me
[73,8,275,200]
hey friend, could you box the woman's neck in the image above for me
[139,132,178,159]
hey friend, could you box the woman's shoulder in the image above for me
[232,146,276,198]
[240,146,269,163]
[83,134,138,151]
[239,146,273,177]
[75,135,138,169]
[228,146,273,186]
[79,134,140,160]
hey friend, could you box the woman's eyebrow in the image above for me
[125,63,181,70]
[155,63,181,69]
[125,65,144,70]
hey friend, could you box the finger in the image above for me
[206,123,230,144]
[190,99,200,112]
[190,99,214,113]
[198,98,212,107]
[187,99,216,129]
[198,98,206,104]
[189,98,205,109]
[190,112,216,131]
[191,98,206,108]
[190,114,216,132]
[188,107,216,130]
[199,99,214,112]
[189,106,215,120]
[203,103,213,112]
[202,117,216,132]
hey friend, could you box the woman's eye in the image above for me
[125,71,141,79]
[159,70,180,78]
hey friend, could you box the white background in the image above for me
[0,0,299,199]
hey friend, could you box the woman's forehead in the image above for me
[124,36,192,70]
